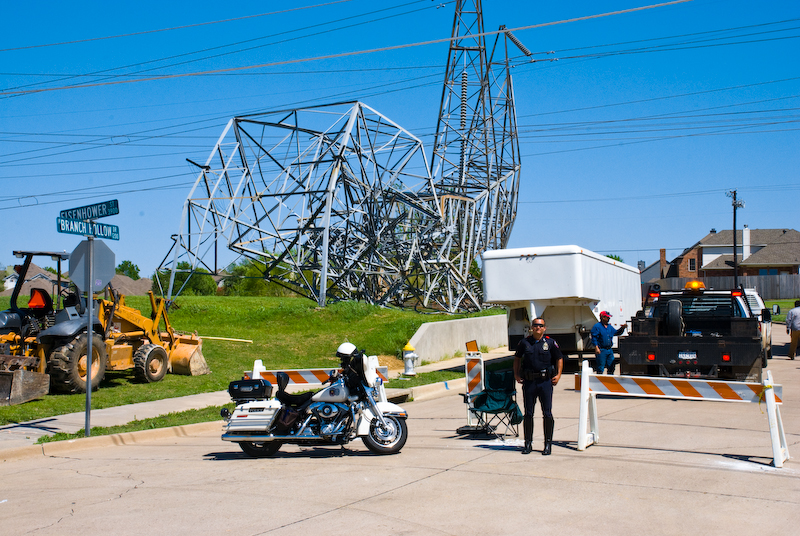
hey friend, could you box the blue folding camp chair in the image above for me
[461,368,523,439]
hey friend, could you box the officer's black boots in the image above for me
[522,415,533,454]
[542,416,554,456]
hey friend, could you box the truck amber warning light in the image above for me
[684,280,705,290]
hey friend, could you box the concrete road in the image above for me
[1,335,798,535]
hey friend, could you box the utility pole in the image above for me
[726,190,745,288]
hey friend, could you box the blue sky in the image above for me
[1,0,798,277]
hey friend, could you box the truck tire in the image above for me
[49,332,107,394]
[134,344,169,383]
[666,300,684,337]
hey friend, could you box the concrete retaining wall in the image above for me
[408,314,507,364]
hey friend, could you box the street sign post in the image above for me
[57,199,120,437]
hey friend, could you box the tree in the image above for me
[116,260,140,280]
[606,254,624,263]
[152,262,217,296]
[222,258,294,297]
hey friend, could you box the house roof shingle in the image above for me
[698,228,800,267]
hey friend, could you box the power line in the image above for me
[2,0,443,94]
[0,0,354,53]
[517,185,800,205]
[0,0,693,97]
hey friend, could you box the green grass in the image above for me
[0,295,502,428]
[385,370,464,388]
[766,300,797,323]
[36,405,232,443]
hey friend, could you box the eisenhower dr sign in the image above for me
[56,199,120,241]
[59,199,119,220]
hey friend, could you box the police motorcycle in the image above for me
[220,343,408,458]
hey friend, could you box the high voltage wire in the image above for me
[2,0,797,207]
[0,0,354,53]
[2,94,796,167]
[517,185,800,205]
[4,7,795,151]
[2,0,445,94]
[0,71,444,163]
[0,0,693,97]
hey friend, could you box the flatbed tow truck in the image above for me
[619,281,767,382]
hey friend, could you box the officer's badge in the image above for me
[542,341,549,351]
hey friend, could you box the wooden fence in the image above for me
[646,274,800,300]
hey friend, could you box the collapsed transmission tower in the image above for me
[159,0,522,312]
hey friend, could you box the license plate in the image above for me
[678,351,697,360]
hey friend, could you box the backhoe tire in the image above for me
[49,332,107,394]
[134,344,169,383]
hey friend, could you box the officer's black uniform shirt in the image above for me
[515,335,563,372]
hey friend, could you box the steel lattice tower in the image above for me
[429,0,522,309]
[159,1,521,312]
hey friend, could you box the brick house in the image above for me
[649,227,800,282]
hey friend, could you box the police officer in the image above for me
[590,311,627,374]
[514,318,563,455]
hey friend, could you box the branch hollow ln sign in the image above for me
[56,217,120,241]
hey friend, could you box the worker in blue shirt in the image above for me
[591,311,627,374]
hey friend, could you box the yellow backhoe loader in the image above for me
[1,250,208,406]
[97,288,209,381]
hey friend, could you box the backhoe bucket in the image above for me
[169,336,210,376]
[0,370,50,406]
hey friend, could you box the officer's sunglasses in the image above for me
[531,324,545,328]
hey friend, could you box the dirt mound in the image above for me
[377,354,405,373]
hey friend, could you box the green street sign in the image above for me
[59,199,119,221]
[57,218,120,240]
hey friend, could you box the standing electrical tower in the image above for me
[158,0,522,313]
[428,0,522,310]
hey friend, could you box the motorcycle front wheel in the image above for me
[363,415,408,454]
[238,441,282,458]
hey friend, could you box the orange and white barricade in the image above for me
[464,352,485,426]
[245,358,390,402]
[577,360,789,467]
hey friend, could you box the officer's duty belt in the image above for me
[522,369,550,381]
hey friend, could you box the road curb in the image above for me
[411,377,466,402]
[2,379,470,462]
[1,421,223,462]
[387,377,466,403]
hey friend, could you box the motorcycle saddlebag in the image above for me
[272,406,301,433]
[228,379,273,401]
